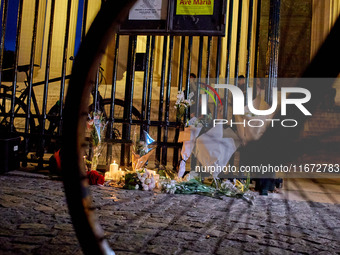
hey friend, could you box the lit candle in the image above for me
[110,161,119,181]
[118,168,125,181]
[83,156,88,171]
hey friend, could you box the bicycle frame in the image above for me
[0,67,71,165]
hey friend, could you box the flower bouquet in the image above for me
[131,128,156,171]
[160,176,255,204]
[87,111,107,171]
[175,90,194,127]
[123,169,157,191]
[87,170,105,185]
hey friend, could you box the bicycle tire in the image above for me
[102,98,141,120]
[0,93,36,134]
[61,1,137,255]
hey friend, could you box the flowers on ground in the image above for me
[160,175,255,204]
[123,169,157,191]
[137,169,156,191]
[160,179,177,194]
[87,170,105,185]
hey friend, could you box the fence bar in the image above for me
[121,35,137,166]
[109,35,119,130]
[195,36,204,115]
[58,0,73,135]
[38,0,56,159]
[206,36,212,83]
[93,70,99,112]
[24,0,40,158]
[265,0,281,105]
[10,0,23,133]
[81,0,88,41]
[146,36,156,133]
[245,0,254,104]
[183,36,192,124]
[0,0,9,86]
[156,36,168,166]
[106,34,119,164]
[173,36,186,167]
[253,0,261,79]
[235,0,243,82]
[177,37,185,92]
[162,35,174,166]
[140,35,151,134]
[214,37,222,119]
[224,0,234,119]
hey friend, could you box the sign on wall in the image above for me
[128,0,167,20]
[119,0,226,36]
[176,0,214,15]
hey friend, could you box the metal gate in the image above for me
[0,0,270,169]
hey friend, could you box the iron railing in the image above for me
[0,0,263,169]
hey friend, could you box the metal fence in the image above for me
[0,0,269,169]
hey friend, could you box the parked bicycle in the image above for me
[0,64,141,166]
[0,64,64,164]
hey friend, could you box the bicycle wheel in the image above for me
[101,98,141,120]
[0,93,36,134]
[61,1,137,255]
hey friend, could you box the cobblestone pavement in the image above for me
[1,174,340,255]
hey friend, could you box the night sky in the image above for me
[2,0,20,52]
[1,0,84,55]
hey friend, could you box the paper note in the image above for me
[176,0,214,15]
[129,0,167,20]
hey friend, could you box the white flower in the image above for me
[177,91,184,101]
[169,187,176,194]
[149,181,155,190]
[135,184,139,190]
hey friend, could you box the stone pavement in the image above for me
[0,173,340,255]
